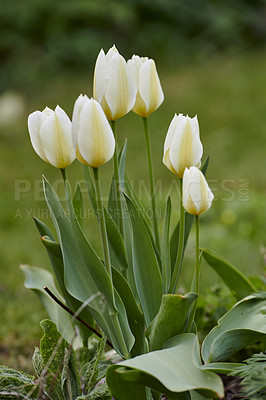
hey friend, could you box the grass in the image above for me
[0,48,266,372]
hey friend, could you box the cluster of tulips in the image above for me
[22,45,266,400]
[28,45,213,227]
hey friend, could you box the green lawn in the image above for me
[0,49,265,372]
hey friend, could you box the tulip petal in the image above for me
[127,59,139,96]
[39,108,74,169]
[169,116,203,177]
[93,49,108,103]
[183,167,214,216]
[28,111,49,163]
[163,114,183,173]
[105,53,135,120]
[137,59,164,117]
[77,99,115,167]
[72,94,89,148]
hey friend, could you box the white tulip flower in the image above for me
[127,55,164,117]
[93,45,136,121]
[182,167,214,216]
[28,106,75,169]
[163,114,203,178]
[72,95,115,167]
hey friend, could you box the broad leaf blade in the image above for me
[202,249,256,300]
[124,193,162,325]
[112,267,146,357]
[146,293,197,351]
[104,207,129,274]
[202,294,266,363]
[73,183,84,230]
[20,264,76,344]
[40,235,95,342]
[43,176,134,355]
[107,334,224,400]
[170,212,194,274]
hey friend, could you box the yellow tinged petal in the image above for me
[77,99,115,167]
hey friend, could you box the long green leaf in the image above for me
[112,267,146,357]
[202,294,266,363]
[73,183,85,230]
[146,293,197,351]
[170,212,194,274]
[84,165,97,210]
[200,362,244,374]
[162,197,172,293]
[124,193,162,325]
[20,264,77,344]
[202,249,256,300]
[43,176,134,355]
[107,333,224,400]
[84,165,129,275]
[104,207,129,274]
[36,231,95,342]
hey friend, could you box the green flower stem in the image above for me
[92,167,112,277]
[111,120,124,236]
[187,215,200,332]
[93,167,129,358]
[61,169,128,357]
[143,117,160,252]
[195,215,200,295]
[110,313,130,360]
[168,178,185,294]
[60,168,67,182]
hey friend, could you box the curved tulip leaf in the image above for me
[43,176,115,310]
[162,197,172,293]
[124,193,162,325]
[202,294,266,363]
[112,267,146,357]
[146,293,197,351]
[84,165,129,275]
[72,183,84,230]
[20,264,77,344]
[107,334,224,400]
[43,176,134,355]
[33,216,56,240]
[108,141,128,227]
[200,362,244,374]
[170,212,194,274]
[104,207,129,274]
[124,174,161,263]
[202,249,256,300]
[84,165,97,210]
[39,233,95,342]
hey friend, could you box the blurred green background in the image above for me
[0,0,266,371]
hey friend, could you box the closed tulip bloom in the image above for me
[72,95,115,167]
[183,167,214,216]
[127,55,164,117]
[163,114,203,178]
[28,106,75,169]
[93,45,136,121]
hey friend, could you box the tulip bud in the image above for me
[182,167,214,216]
[72,95,115,167]
[127,55,164,117]
[28,105,75,169]
[93,45,136,121]
[163,114,203,178]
